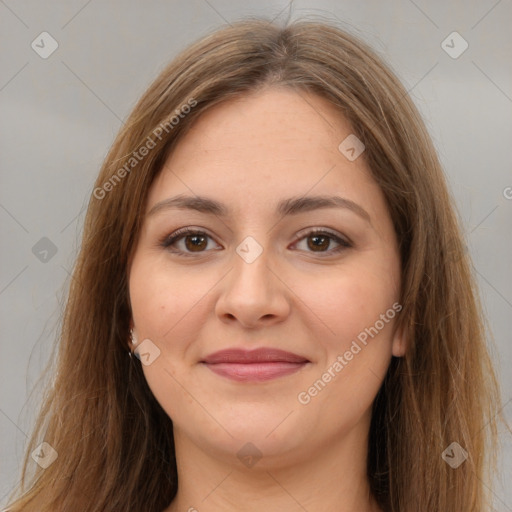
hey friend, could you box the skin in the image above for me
[128,87,406,512]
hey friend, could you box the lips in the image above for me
[201,348,309,382]
[202,348,309,364]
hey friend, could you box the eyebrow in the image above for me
[147,194,371,223]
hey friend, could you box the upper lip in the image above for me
[202,348,309,364]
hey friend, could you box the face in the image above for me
[128,87,405,466]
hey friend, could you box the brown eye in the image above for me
[294,229,351,255]
[161,228,218,256]
[161,227,351,258]
[183,233,208,252]
[307,233,331,251]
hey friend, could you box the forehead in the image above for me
[172,87,348,162]
[146,87,383,221]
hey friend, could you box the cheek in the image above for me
[129,256,206,417]
[297,261,399,348]
[130,252,205,325]
[298,271,397,425]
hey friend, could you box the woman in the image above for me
[4,17,504,512]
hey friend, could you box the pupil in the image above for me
[186,235,206,251]
[309,235,328,251]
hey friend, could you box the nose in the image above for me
[215,244,291,330]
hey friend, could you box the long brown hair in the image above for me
[5,17,504,512]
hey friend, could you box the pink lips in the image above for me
[201,348,309,382]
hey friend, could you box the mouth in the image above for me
[201,348,310,382]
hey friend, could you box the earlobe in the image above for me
[391,326,407,357]
[128,324,138,350]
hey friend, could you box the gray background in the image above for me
[1,0,511,509]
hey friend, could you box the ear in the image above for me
[391,323,408,357]
[128,321,138,350]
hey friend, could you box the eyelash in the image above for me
[159,227,352,257]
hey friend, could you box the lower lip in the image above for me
[203,362,308,382]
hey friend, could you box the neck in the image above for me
[164,415,381,512]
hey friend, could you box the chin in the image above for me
[181,408,306,459]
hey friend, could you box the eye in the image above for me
[160,227,352,257]
[292,228,351,255]
[160,227,219,256]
